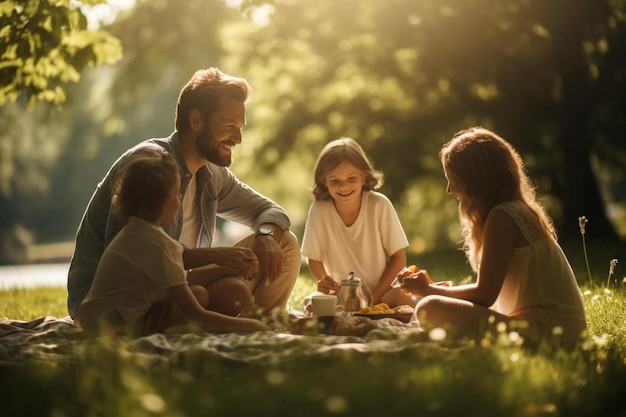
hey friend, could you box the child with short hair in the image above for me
[301,137,415,309]
[401,127,586,345]
[77,147,269,336]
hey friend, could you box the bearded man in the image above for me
[67,68,300,321]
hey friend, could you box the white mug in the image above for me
[311,294,337,317]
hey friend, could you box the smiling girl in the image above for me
[300,138,415,309]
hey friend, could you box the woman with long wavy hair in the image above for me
[401,127,586,346]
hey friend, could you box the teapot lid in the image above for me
[341,271,362,285]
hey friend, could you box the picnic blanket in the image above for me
[0,314,435,366]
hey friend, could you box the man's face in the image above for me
[196,96,246,167]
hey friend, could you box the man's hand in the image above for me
[252,234,283,282]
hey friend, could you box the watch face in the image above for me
[258,227,273,235]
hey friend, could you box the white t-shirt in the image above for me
[301,191,409,289]
[78,217,187,330]
[179,173,201,249]
[494,200,586,339]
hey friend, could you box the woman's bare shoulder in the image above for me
[488,205,529,247]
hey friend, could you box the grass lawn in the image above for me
[1,239,625,417]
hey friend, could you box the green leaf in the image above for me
[0,0,122,105]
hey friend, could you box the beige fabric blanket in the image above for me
[0,315,431,366]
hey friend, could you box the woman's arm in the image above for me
[471,208,517,305]
[403,208,517,307]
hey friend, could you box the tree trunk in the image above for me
[550,1,618,240]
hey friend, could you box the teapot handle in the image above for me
[361,282,373,306]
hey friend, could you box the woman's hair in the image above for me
[439,126,556,270]
[113,147,179,223]
[312,137,383,200]
[175,67,252,134]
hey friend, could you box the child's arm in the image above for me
[168,285,270,333]
[182,247,258,279]
[182,246,258,270]
[187,264,254,287]
[371,249,406,303]
[308,259,340,294]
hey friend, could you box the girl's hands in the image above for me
[317,275,340,294]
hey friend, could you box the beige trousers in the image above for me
[234,231,301,313]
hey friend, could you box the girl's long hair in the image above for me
[440,127,556,270]
[312,137,383,200]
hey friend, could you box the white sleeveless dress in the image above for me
[493,200,586,342]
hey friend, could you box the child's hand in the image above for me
[401,270,433,296]
[317,275,340,294]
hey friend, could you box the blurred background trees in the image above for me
[1,0,625,264]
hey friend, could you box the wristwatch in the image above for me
[254,227,274,238]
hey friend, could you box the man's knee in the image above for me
[278,230,301,275]
[279,230,299,254]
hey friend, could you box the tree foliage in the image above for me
[223,0,626,240]
[1,0,626,264]
[0,0,122,106]
[0,0,241,263]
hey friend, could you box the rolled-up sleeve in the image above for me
[209,164,291,231]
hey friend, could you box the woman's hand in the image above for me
[401,270,433,296]
[393,264,420,286]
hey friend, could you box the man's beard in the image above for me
[196,127,233,167]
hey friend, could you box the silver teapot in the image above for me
[336,272,372,312]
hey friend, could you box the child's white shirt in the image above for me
[301,191,409,289]
[79,217,186,328]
